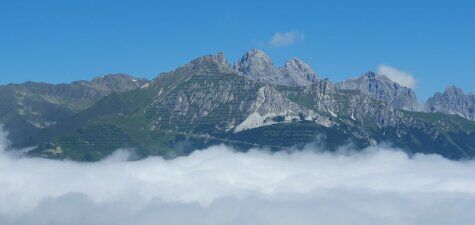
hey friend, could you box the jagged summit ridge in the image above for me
[427,86,475,120]
[336,71,418,111]
[181,52,234,74]
[153,49,319,86]
[233,49,279,83]
[233,49,318,86]
[283,57,319,85]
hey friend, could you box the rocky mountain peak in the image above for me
[73,73,148,93]
[284,58,314,74]
[234,49,276,78]
[91,74,137,82]
[283,57,318,85]
[234,49,318,86]
[349,71,415,90]
[4,50,475,161]
[189,52,229,68]
[243,49,273,61]
[427,86,475,120]
[93,73,131,80]
[336,71,418,110]
[362,71,377,79]
[443,85,465,96]
[182,52,233,74]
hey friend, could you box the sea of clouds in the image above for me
[1,126,475,225]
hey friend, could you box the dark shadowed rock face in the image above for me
[234,49,318,86]
[336,72,418,111]
[427,86,475,120]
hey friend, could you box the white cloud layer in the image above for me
[1,127,475,224]
[268,31,304,47]
[378,65,417,88]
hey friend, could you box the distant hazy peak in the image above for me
[67,73,147,91]
[91,73,138,81]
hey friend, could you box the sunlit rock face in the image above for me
[427,86,475,120]
[234,49,318,86]
[2,50,475,161]
[336,72,418,111]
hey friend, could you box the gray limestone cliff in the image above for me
[427,86,475,120]
[336,72,418,111]
[233,49,318,86]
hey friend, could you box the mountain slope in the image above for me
[0,74,148,147]
[27,53,475,161]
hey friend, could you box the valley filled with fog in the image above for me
[1,127,475,225]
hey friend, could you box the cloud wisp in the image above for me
[1,127,475,224]
[378,65,417,88]
[268,31,305,47]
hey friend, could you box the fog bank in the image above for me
[1,127,475,225]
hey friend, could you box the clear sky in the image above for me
[1,0,474,99]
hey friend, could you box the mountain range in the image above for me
[1,50,474,161]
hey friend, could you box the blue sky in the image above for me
[1,0,474,99]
